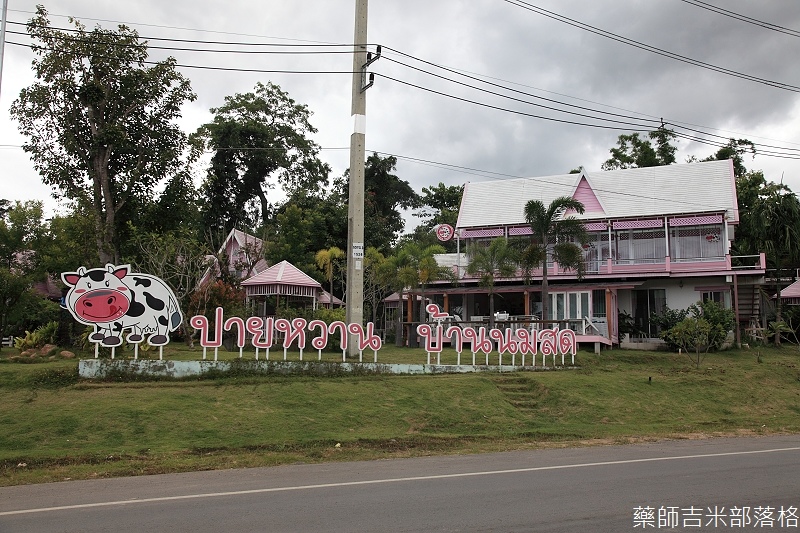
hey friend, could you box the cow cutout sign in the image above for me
[62,264,182,347]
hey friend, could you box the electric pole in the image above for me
[345,0,369,356]
[0,0,9,101]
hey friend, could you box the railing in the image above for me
[449,316,608,337]
[614,257,666,265]
[731,254,766,270]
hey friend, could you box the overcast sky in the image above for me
[1,0,799,230]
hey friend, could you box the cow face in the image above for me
[62,265,132,324]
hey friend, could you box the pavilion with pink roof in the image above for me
[241,260,342,313]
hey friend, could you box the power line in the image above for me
[500,0,800,93]
[373,149,733,212]
[7,16,800,160]
[374,73,654,132]
[381,50,662,126]
[7,8,346,46]
[378,47,800,156]
[677,0,800,38]
[4,40,357,75]
[10,15,800,150]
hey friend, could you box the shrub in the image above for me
[13,321,59,350]
[650,306,688,346]
[656,300,734,352]
[663,317,712,368]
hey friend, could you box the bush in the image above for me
[6,290,60,338]
[14,321,59,350]
[656,300,734,352]
[650,306,688,346]
[663,317,712,368]
[691,300,735,349]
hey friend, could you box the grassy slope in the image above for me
[1,346,799,486]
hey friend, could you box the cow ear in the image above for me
[62,273,80,286]
[113,265,130,279]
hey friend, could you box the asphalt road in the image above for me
[1,435,799,532]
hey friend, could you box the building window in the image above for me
[592,289,606,318]
[548,291,591,320]
[670,224,724,262]
[616,229,666,264]
[631,288,667,337]
[702,290,731,309]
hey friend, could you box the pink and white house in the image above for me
[200,228,269,285]
[425,159,766,350]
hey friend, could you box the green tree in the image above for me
[409,183,463,251]
[264,204,318,274]
[130,228,212,346]
[386,242,447,346]
[601,127,677,170]
[363,247,392,326]
[750,185,800,347]
[664,317,712,369]
[700,138,756,178]
[338,153,421,252]
[196,82,330,234]
[11,7,196,264]
[315,246,345,301]
[466,238,519,328]
[524,197,588,321]
[0,201,49,346]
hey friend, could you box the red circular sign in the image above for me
[436,224,455,242]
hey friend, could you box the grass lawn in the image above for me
[1,344,799,486]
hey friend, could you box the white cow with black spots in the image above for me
[62,264,183,347]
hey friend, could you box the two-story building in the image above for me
[424,159,766,350]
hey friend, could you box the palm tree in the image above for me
[386,242,447,346]
[751,187,800,347]
[315,246,345,301]
[524,196,588,323]
[466,238,519,328]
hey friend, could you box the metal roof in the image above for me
[456,159,738,229]
[241,260,321,288]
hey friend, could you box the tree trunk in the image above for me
[488,289,495,329]
[541,254,550,324]
[775,273,783,347]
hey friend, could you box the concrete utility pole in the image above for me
[345,0,368,357]
[0,0,9,102]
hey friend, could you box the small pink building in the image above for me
[242,260,341,316]
[424,159,765,350]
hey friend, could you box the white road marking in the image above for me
[2,445,799,516]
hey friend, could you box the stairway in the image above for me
[736,283,762,327]
[490,375,547,411]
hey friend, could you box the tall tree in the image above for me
[196,82,330,234]
[338,153,421,252]
[385,242,447,345]
[747,183,800,346]
[11,7,196,264]
[130,228,212,346]
[363,247,392,326]
[602,127,677,170]
[524,197,588,322]
[0,201,48,346]
[701,138,756,178]
[263,204,318,275]
[410,182,463,251]
[466,238,519,328]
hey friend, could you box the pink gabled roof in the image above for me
[241,260,321,288]
[571,175,605,214]
[319,290,344,305]
[778,279,800,299]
